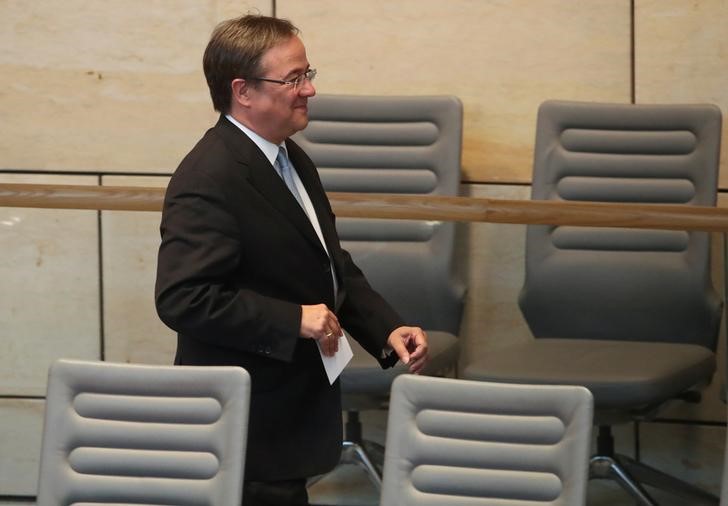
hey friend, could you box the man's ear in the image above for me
[231,78,250,107]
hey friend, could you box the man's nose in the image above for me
[299,79,316,97]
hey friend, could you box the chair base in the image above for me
[308,411,384,491]
[590,453,719,506]
[340,440,383,489]
[307,440,383,490]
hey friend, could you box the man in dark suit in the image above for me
[155,14,428,506]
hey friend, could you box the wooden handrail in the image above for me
[0,183,164,212]
[2,182,728,231]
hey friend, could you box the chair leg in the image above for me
[590,425,719,506]
[618,454,719,506]
[360,439,385,474]
[590,455,658,506]
[341,410,383,489]
[341,441,382,489]
[307,411,384,491]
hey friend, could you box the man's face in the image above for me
[245,35,316,144]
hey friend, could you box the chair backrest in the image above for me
[380,375,593,505]
[293,94,465,333]
[519,100,723,348]
[36,359,250,506]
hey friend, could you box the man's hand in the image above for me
[300,304,341,357]
[387,326,428,374]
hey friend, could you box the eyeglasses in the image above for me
[249,68,317,90]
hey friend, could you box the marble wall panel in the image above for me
[279,0,632,184]
[0,174,100,396]
[217,0,272,20]
[635,0,728,189]
[0,399,44,496]
[0,0,270,174]
[101,176,175,365]
[457,184,531,366]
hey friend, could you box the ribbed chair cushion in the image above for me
[381,375,593,505]
[36,359,250,506]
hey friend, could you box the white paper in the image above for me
[318,333,353,385]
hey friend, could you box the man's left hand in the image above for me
[387,326,428,374]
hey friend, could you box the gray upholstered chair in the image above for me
[36,359,250,506]
[380,374,594,506]
[462,100,723,506]
[293,94,466,487]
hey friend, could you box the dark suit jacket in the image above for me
[155,115,403,481]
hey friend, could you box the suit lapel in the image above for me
[286,139,349,310]
[285,139,341,256]
[214,117,326,256]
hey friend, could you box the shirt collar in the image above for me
[225,114,284,166]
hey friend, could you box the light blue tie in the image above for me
[275,146,305,210]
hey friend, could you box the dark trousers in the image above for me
[242,478,309,506]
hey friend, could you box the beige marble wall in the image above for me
[0,174,101,396]
[635,0,728,188]
[101,176,176,365]
[4,1,728,185]
[458,184,531,362]
[0,0,270,174]
[278,0,632,183]
[0,400,44,496]
[0,173,100,497]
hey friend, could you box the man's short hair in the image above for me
[203,14,299,113]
